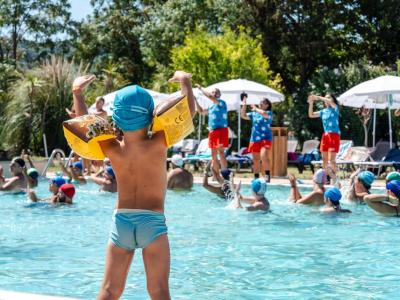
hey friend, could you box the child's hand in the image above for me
[168,71,192,83]
[72,75,96,91]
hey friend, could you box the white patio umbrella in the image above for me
[338,75,400,147]
[88,89,170,116]
[205,79,285,150]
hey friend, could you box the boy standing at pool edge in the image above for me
[71,71,196,300]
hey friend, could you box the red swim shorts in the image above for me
[320,132,340,153]
[248,140,272,153]
[208,128,229,149]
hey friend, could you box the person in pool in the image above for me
[321,187,351,214]
[29,179,75,205]
[288,169,328,205]
[364,180,400,217]
[21,150,39,188]
[71,71,196,299]
[240,95,273,182]
[28,176,66,202]
[167,154,193,190]
[202,161,236,200]
[92,166,117,193]
[0,157,28,192]
[234,178,270,212]
[60,160,87,184]
[195,85,229,176]
[308,93,340,175]
[347,169,374,202]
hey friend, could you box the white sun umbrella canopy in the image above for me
[338,75,400,147]
[205,79,285,149]
[88,89,170,116]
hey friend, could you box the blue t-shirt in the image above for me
[208,99,228,130]
[320,106,340,134]
[247,111,272,142]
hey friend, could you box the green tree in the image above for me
[0,0,72,65]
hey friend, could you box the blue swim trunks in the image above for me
[109,209,168,251]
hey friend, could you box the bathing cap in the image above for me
[112,85,154,132]
[27,168,39,179]
[357,171,374,188]
[171,154,184,167]
[72,161,83,170]
[60,183,75,199]
[51,176,66,187]
[324,187,342,204]
[221,169,231,181]
[313,169,327,184]
[386,171,400,182]
[11,157,25,168]
[251,178,267,196]
[386,180,400,199]
[105,166,115,178]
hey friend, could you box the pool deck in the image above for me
[0,291,79,300]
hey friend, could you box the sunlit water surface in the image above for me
[0,180,399,299]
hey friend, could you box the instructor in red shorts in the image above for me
[196,85,229,174]
[241,95,273,182]
[308,94,340,173]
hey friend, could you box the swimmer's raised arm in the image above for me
[72,75,96,117]
[0,177,19,191]
[169,71,196,117]
[91,170,108,186]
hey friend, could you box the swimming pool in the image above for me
[1,180,399,299]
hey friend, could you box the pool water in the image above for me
[1,180,400,299]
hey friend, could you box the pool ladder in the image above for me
[41,149,74,176]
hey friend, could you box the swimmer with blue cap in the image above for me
[92,165,117,193]
[202,161,238,200]
[347,169,375,202]
[364,179,400,217]
[70,71,196,298]
[321,187,351,213]
[28,176,66,202]
[60,159,87,184]
[234,178,270,212]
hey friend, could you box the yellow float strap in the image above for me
[150,95,194,147]
[63,115,116,160]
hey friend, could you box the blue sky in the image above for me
[70,0,93,20]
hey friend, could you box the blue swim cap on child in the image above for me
[324,187,342,204]
[386,180,400,199]
[358,171,374,188]
[386,171,400,182]
[221,169,231,181]
[105,166,115,178]
[73,161,83,170]
[51,176,66,187]
[251,178,267,196]
[112,85,154,132]
[27,168,39,179]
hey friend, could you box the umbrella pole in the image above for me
[197,113,202,143]
[373,104,377,147]
[238,104,241,151]
[388,94,393,148]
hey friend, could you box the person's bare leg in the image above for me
[142,234,171,300]
[218,148,228,170]
[321,151,329,171]
[252,152,261,175]
[97,243,134,300]
[260,147,270,175]
[328,151,337,173]
[211,148,220,175]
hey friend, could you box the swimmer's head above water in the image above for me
[324,187,342,207]
[386,171,400,183]
[313,169,327,185]
[357,171,375,190]
[221,169,231,181]
[112,85,154,132]
[251,178,267,197]
[9,157,25,175]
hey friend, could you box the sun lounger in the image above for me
[352,141,395,175]
[289,139,320,173]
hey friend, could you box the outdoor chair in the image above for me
[289,139,320,174]
[353,141,395,176]
[226,147,253,170]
